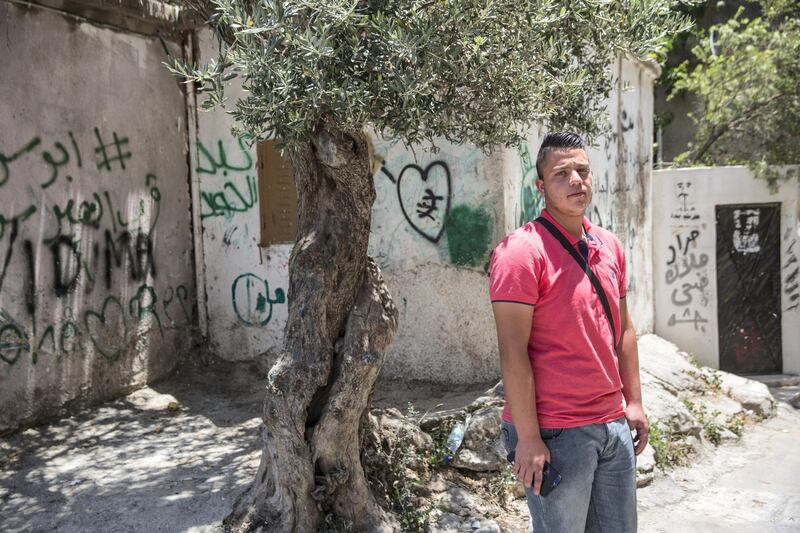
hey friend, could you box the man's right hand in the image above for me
[512,435,551,495]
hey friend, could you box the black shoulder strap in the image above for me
[535,217,617,348]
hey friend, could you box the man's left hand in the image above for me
[625,401,648,455]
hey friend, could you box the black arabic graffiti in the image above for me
[670,181,700,221]
[665,229,710,332]
[665,230,708,285]
[665,251,708,284]
[380,160,452,243]
[670,276,710,306]
[667,230,700,266]
[667,308,709,330]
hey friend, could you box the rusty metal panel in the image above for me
[257,141,297,246]
[715,203,782,374]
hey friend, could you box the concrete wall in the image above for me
[507,57,658,332]
[193,33,292,362]
[0,2,196,432]
[653,166,800,374]
[368,137,506,383]
[197,39,658,383]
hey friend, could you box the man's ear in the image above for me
[536,178,544,193]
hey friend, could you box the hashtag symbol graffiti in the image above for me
[94,128,132,171]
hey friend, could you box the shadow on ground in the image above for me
[0,359,494,533]
[0,361,267,533]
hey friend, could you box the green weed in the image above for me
[486,467,518,507]
[648,419,694,470]
[687,368,722,394]
[364,407,437,531]
[683,399,725,445]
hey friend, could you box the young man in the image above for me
[489,132,648,532]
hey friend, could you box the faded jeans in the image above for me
[501,417,637,533]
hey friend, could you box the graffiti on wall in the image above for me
[197,136,289,328]
[664,180,710,331]
[197,138,257,220]
[1,128,131,191]
[0,129,192,368]
[380,160,452,243]
[783,227,799,312]
[517,143,544,226]
[665,230,710,332]
[197,137,253,176]
[231,273,285,326]
[201,175,258,219]
[670,181,700,221]
[0,282,191,366]
[377,156,493,267]
[446,204,492,267]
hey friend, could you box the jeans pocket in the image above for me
[540,427,564,441]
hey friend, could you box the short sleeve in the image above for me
[488,233,541,305]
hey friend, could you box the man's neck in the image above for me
[545,208,584,240]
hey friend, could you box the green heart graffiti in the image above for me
[84,296,128,361]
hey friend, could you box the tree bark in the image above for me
[224,124,399,532]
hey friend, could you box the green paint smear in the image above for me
[446,204,492,267]
[517,143,544,226]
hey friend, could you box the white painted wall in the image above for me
[653,166,800,374]
[196,37,658,383]
[194,33,292,362]
[0,3,195,432]
[506,57,658,332]
[369,137,505,383]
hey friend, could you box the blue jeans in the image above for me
[501,418,637,532]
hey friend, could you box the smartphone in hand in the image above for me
[506,450,563,497]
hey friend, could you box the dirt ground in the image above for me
[637,402,800,532]
[0,361,493,533]
[1,361,798,532]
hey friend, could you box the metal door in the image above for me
[716,203,782,374]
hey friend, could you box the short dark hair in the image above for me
[535,132,586,180]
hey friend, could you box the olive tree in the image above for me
[170,0,689,530]
[671,0,800,183]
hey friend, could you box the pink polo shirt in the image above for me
[489,209,627,429]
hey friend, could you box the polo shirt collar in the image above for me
[540,208,595,246]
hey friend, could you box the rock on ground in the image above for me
[718,372,776,417]
[0,334,790,533]
[453,406,506,472]
[636,443,656,488]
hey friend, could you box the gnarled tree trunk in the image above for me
[224,124,399,532]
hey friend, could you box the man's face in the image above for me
[536,148,593,218]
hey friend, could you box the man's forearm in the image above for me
[617,324,642,405]
[500,347,540,439]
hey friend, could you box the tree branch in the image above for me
[689,91,787,163]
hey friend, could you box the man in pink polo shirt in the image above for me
[489,132,648,532]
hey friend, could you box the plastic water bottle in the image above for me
[444,415,471,464]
